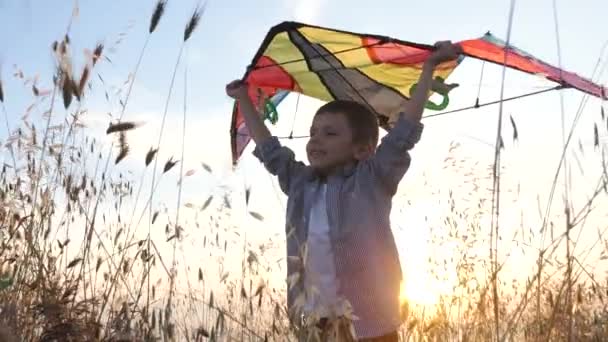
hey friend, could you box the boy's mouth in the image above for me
[309,150,326,159]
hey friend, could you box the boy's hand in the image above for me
[397,41,463,123]
[225,79,272,144]
[426,41,463,68]
[226,80,249,100]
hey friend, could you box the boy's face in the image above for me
[306,111,372,175]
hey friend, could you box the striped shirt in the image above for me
[252,114,423,339]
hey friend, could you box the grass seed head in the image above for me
[150,0,168,34]
[145,147,158,167]
[184,4,205,41]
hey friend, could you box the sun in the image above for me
[400,279,433,306]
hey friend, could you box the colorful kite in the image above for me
[230,21,607,164]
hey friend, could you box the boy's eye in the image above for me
[309,128,337,137]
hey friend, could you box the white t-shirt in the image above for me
[303,183,340,317]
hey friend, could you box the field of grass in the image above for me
[1,1,608,341]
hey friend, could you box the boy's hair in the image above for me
[315,100,379,147]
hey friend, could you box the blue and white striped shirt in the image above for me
[252,114,423,339]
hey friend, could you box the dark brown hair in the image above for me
[315,100,379,146]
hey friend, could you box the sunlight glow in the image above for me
[400,280,437,306]
[400,275,453,307]
[396,201,458,307]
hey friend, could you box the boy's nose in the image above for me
[308,139,323,148]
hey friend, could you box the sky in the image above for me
[1,0,608,307]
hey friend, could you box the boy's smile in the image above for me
[306,111,371,175]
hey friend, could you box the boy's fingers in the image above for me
[227,80,245,90]
[452,43,464,52]
[434,40,451,48]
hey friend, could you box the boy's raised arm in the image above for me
[226,80,307,194]
[388,41,463,125]
[371,42,463,194]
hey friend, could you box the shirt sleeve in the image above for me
[252,136,308,195]
[369,113,424,195]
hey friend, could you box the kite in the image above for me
[230,21,607,165]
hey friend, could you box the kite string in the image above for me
[475,61,486,107]
[424,86,561,119]
[492,0,517,341]
[552,0,569,209]
[551,1,574,340]
[288,93,301,139]
[254,86,562,140]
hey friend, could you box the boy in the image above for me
[226,41,462,341]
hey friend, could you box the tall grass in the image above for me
[0,4,607,342]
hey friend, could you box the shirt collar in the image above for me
[305,162,357,181]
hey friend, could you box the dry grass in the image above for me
[1,3,608,342]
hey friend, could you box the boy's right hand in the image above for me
[226,80,249,100]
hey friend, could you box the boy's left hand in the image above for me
[426,41,463,67]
